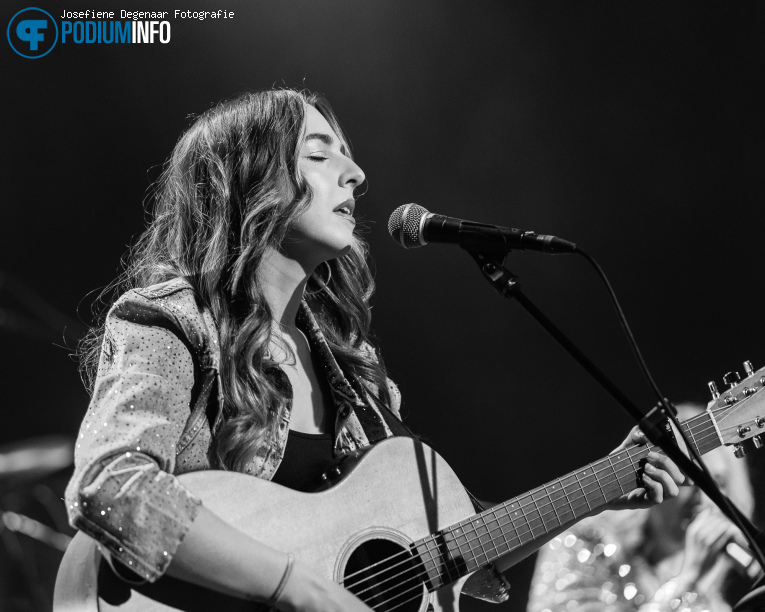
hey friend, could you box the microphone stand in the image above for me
[467,249,765,606]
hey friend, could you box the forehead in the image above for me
[302,104,344,149]
[303,104,335,134]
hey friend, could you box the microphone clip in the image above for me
[469,251,521,300]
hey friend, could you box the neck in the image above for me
[258,247,314,329]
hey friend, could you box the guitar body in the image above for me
[56,361,765,611]
[56,438,475,612]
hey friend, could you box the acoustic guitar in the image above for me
[54,363,765,612]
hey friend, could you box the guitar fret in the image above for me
[593,461,609,503]
[574,469,593,512]
[542,493,561,532]
[406,399,740,593]
[626,449,642,486]
[683,420,699,456]
[424,541,442,590]
[561,478,576,518]
[606,455,627,495]
[447,519,495,576]
[414,535,451,590]
[482,507,510,559]
[521,494,547,541]
[498,501,522,549]
[690,411,723,455]
[617,449,641,492]
[483,513,501,560]
[469,514,493,566]
[560,475,586,518]
[556,477,578,524]
[608,451,631,495]
[584,468,601,506]
[607,455,620,490]
[509,498,533,545]
[490,506,512,557]
[546,480,572,526]
[530,491,548,534]
[448,521,475,573]
[520,493,544,539]
[419,537,440,590]
[444,529,468,580]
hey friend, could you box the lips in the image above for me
[334,199,356,220]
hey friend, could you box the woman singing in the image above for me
[65,88,684,611]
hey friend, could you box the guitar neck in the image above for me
[412,409,725,591]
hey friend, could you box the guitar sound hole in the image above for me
[343,538,425,612]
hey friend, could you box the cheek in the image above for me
[291,206,322,236]
[299,165,323,190]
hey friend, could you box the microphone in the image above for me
[387,204,577,255]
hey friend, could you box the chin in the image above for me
[323,232,355,257]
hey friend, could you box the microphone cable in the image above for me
[575,246,765,574]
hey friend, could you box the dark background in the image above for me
[3,2,764,610]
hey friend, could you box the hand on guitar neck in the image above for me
[58,430,686,612]
[488,425,684,573]
[607,426,686,509]
[167,425,684,609]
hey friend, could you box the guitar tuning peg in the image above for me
[734,443,747,459]
[708,381,720,400]
[752,436,764,450]
[724,371,741,388]
[744,361,755,377]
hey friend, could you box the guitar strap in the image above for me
[347,373,418,443]
[350,401,392,445]
[371,400,418,440]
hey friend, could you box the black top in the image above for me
[271,430,336,492]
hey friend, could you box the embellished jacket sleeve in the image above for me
[65,291,203,582]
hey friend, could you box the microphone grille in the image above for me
[387,204,429,248]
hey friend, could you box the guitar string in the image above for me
[368,579,427,611]
[359,411,737,610]
[373,406,749,612]
[341,415,724,593]
[342,413,728,603]
[360,452,714,612]
[356,477,625,610]
[350,559,427,603]
[342,477,596,593]
[366,471,640,611]
[343,421,724,599]
[364,456,657,612]
[349,425,726,609]
[343,447,644,599]
[342,464,634,599]
[363,579,425,611]
[349,456,640,603]
[362,445,689,612]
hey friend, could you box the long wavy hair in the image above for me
[80,89,392,471]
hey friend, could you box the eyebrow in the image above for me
[304,132,348,156]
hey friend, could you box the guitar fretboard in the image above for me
[412,408,724,591]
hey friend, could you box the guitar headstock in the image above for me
[708,360,765,458]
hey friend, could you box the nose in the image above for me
[340,156,365,191]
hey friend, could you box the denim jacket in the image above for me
[65,277,509,602]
